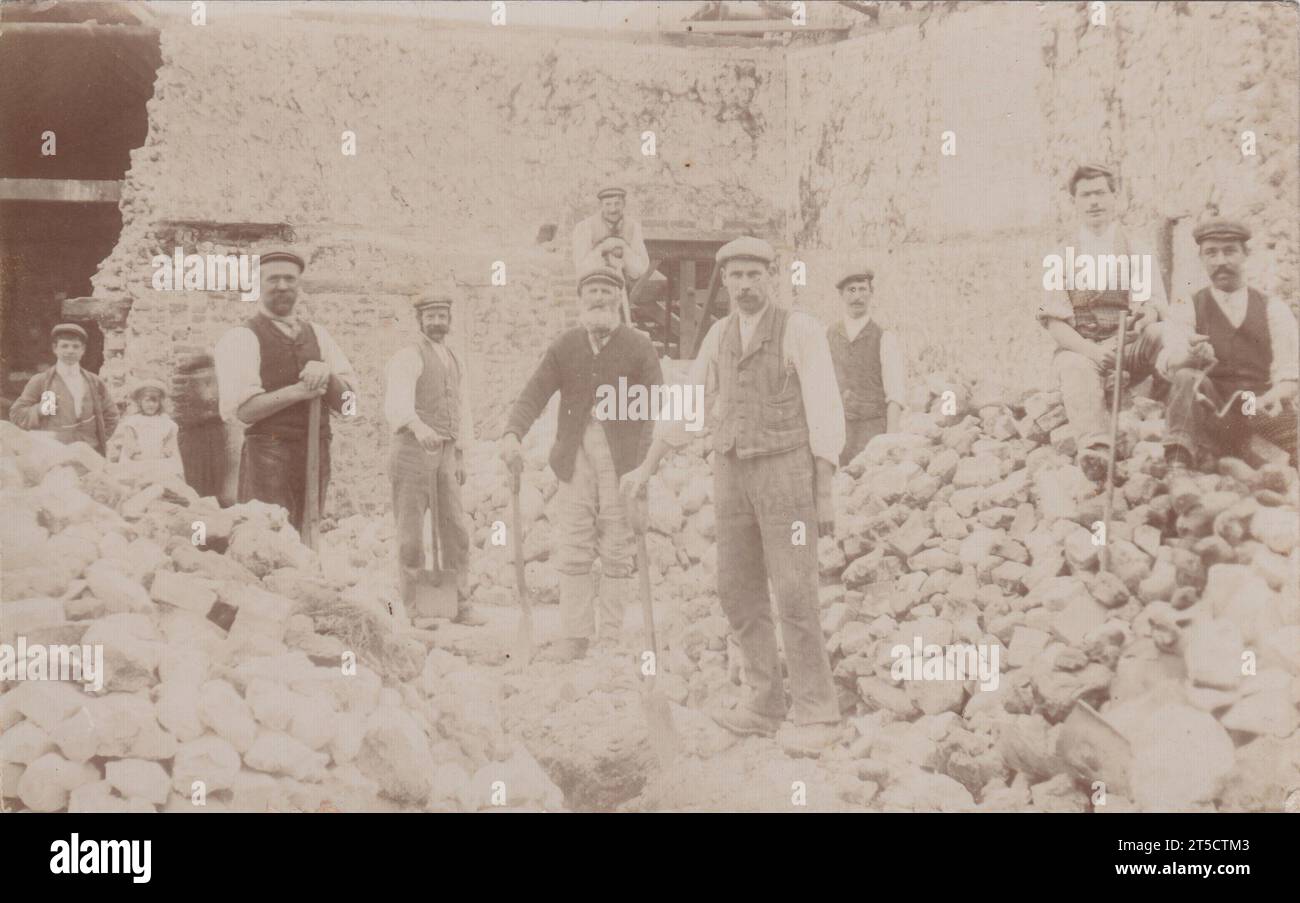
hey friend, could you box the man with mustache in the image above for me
[500,263,663,662]
[620,237,846,754]
[1039,163,1170,483]
[1162,219,1298,466]
[384,292,482,624]
[571,185,650,326]
[827,262,906,466]
[214,248,356,532]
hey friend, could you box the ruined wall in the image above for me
[787,1,1299,396]
[90,13,787,514]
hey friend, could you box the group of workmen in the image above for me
[9,172,1297,755]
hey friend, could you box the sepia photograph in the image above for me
[0,0,1297,867]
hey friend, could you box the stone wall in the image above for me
[786,1,1298,396]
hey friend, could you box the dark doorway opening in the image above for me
[0,3,161,400]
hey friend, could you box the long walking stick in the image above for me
[301,396,322,552]
[1099,313,1128,573]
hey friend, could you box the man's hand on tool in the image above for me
[1259,380,1298,418]
[619,465,651,504]
[499,432,524,477]
[293,378,326,400]
[299,360,331,393]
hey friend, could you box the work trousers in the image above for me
[714,445,839,725]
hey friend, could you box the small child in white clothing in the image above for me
[117,379,183,474]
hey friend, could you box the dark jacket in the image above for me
[10,364,118,454]
[504,325,663,481]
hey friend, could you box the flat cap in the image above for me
[1068,162,1117,192]
[596,186,626,200]
[129,377,168,399]
[51,322,87,343]
[716,236,775,267]
[1192,218,1251,245]
[577,263,625,291]
[835,262,874,289]
[412,293,455,311]
[259,248,306,271]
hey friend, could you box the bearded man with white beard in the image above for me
[499,264,664,662]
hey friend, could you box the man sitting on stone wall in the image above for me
[1038,163,1178,483]
[1162,219,1298,467]
[9,323,118,457]
[572,185,650,327]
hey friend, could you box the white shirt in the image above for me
[214,317,357,423]
[1037,221,1168,326]
[571,213,650,281]
[840,314,908,408]
[383,334,474,447]
[1158,285,1299,386]
[54,361,87,418]
[656,301,846,466]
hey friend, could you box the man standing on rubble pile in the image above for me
[1038,163,1171,483]
[499,263,663,662]
[10,322,118,456]
[827,261,906,466]
[214,248,357,533]
[384,292,484,625]
[572,185,650,327]
[1162,219,1298,467]
[620,236,846,755]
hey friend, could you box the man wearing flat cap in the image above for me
[10,322,118,455]
[500,263,663,661]
[572,185,650,326]
[621,236,846,754]
[827,262,907,466]
[384,291,482,625]
[1160,219,1298,465]
[1038,162,1172,482]
[214,247,357,532]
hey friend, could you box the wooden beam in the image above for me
[669,20,850,34]
[0,21,158,38]
[0,178,121,203]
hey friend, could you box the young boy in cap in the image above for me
[214,247,357,532]
[621,236,846,754]
[1162,218,1298,465]
[384,291,482,625]
[9,323,118,455]
[500,263,664,662]
[116,378,183,475]
[827,262,907,466]
[571,185,650,326]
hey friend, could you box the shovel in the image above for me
[510,469,534,666]
[629,495,681,765]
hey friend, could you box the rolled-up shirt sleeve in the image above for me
[787,312,846,467]
[457,351,475,448]
[383,345,422,434]
[1267,299,1299,385]
[214,326,262,423]
[655,320,720,450]
[879,328,907,408]
[311,324,357,398]
[623,218,650,282]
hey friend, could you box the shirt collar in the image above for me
[55,360,83,380]
[1078,220,1118,247]
[1209,284,1248,308]
[737,300,770,327]
[844,312,873,337]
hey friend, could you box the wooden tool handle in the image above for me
[510,476,530,615]
[301,396,322,551]
[636,531,658,672]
